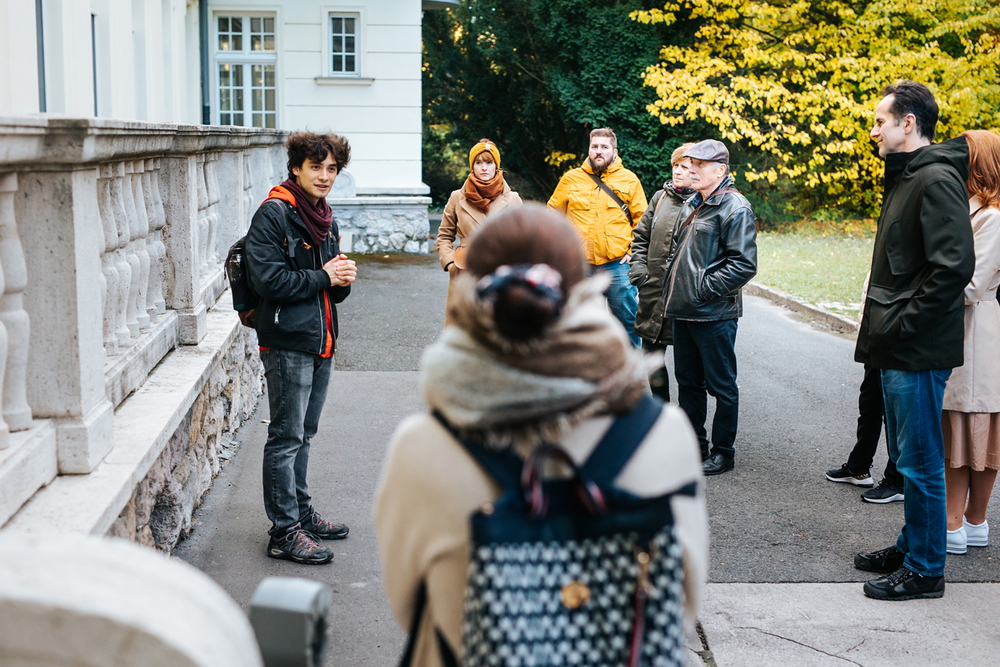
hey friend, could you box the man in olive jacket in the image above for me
[661,140,757,476]
[852,82,974,601]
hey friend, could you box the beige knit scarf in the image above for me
[420,271,649,452]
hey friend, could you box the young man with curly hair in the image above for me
[245,132,358,564]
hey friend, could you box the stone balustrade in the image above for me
[0,117,286,528]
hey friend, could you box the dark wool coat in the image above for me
[629,183,691,344]
[855,137,975,372]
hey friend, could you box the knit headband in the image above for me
[469,141,501,170]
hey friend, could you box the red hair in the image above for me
[962,130,1000,209]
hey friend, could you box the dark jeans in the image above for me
[642,340,670,402]
[846,364,903,487]
[673,318,739,456]
[592,260,640,348]
[881,368,951,577]
[261,348,333,535]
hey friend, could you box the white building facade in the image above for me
[1,0,448,251]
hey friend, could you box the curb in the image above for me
[744,281,858,333]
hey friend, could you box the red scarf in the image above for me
[267,179,333,246]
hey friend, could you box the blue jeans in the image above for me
[261,348,333,535]
[593,260,640,347]
[881,368,951,578]
[673,319,739,456]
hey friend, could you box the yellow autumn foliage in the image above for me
[633,1,1000,211]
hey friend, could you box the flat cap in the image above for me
[684,139,729,164]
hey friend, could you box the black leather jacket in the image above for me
[245,198,350,354]
[661,176,757,322]
[855,138,974,371]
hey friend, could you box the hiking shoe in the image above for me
[301,507,349,540]
[861,479,904,504]
[863,566,944,601]
[267,526,334,564]
[826,463,874,487]
[854,545,905,574]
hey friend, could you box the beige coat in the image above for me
[943,198,1000,413]
[374,408,708,667]
[436,183,521,324]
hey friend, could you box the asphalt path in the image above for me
[175,253,999,666]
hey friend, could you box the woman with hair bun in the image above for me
[376,204,707,666]
[436,138,522,325]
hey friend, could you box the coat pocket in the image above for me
[884,220,907,276]
[866,284,917,344]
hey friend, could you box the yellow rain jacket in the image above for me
[547,156,647,265]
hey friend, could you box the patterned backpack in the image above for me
[403,394,696,667]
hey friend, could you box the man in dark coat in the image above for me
[246,132,358,565]
[661,140,758,476]
[852,81,975,600]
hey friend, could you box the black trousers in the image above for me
[642,340,670,403]
[847,364,903,487]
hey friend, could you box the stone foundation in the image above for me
[108,327,262,552]
[330,195,432,254]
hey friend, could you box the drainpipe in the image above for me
[35,0,46,112]
[199,0,210,124]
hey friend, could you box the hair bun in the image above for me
[476,264,564,340]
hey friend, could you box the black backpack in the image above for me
[226,206,300,327]
[402,394,696,667]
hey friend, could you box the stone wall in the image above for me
[109,327,262,552]
[331,196,432,254]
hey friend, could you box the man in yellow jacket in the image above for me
[548,128,647,346]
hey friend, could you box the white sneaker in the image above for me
[964,517,989,548]
[947,526,967,555]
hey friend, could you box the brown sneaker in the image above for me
[301,507,350,540]
[267,526,334,564]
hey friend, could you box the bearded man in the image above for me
[548,127,647,346]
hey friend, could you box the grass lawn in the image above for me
[755,231,874,321]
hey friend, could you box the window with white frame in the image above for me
[215,15,277,128]
[329,14,359,75]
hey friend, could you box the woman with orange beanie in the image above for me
[437,139,522,324]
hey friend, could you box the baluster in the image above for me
[121,162,142,337]
[144,158,167,316]
[243,150,254,231]
[0,178,12,447]
[109,163,132,346]
[0,173,32,432]
[195,154,209,278]
[205,153,221,267]
[97,166,121,356]
[131,161,151,331]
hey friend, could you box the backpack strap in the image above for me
[580,393,664,486]
[431,410,523,491]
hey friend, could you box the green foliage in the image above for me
[422,0,711,203]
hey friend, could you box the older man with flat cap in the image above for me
[661,139,758,475]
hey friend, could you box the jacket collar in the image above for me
[691,175,735,207]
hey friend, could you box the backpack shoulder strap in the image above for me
[586,170,633,226]
[431,410,522,491]
[580,393,663,485]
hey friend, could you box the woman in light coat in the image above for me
[437,139,522,324]
[376,205,707,666]
[943,129,1000,554]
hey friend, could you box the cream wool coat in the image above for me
[943,198,1000,413]
[374,408,708,667]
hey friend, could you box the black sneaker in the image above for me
[863,566,944,601]
[826,463,874,487]
[861,478,904,504]
[854,545,905,573]
[301,507,350,540]
[267,526,334,564]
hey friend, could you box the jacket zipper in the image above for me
[274,305,280,325]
